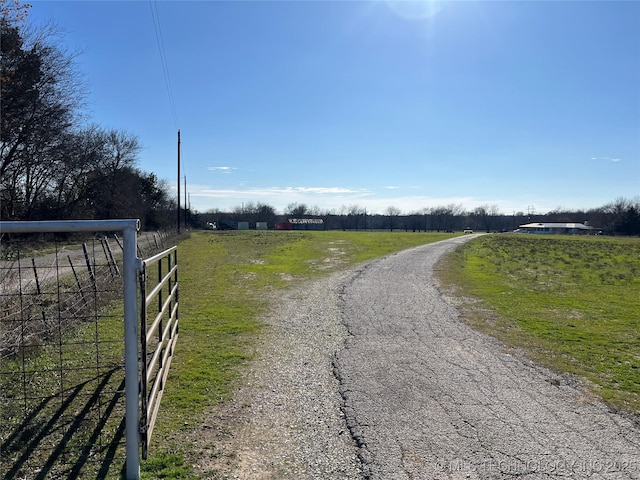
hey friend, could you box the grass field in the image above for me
[438,234,640,413]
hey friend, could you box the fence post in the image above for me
[82,243,96,289]
[123,222,142,480]
[105,236,120,276]
[67,255,87,305]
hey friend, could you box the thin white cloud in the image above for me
[592,157,622,162]
[293,187,364,194]
[208,166,236,173]
[188,185,370,199]
[385,185,421,190]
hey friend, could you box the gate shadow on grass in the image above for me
[1,368,127,480]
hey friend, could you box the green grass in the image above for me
[438,234,640,412]
[143,230,455,476]
[0,301,128,479]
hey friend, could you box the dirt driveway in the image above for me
[193,237,640,479]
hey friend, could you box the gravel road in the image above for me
[196,236,640,479]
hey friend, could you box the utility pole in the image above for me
[184,175,187,228]
[177,130,181,234]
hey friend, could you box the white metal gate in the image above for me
[138,246,179,460]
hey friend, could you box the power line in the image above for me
[149,0,179,130]
[149,0,186,222]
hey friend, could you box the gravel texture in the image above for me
[192,268,365,479]
[192,237,640,479]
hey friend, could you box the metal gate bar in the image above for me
[139,245,179,460]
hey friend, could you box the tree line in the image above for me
[198,198,640,235]
[1,1,174,229]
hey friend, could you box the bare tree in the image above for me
[1,16,85,219]
[348,204,366,230]
[285,202,308,217]
[255,202,277,225]
[601,197,640,235]
[429,204,466,232]
[307,205,323,216]
[385,206,401,231]
[52,126,107,218]
[473,204,500,232]
[86,129,142,219]
[0,0,31,25]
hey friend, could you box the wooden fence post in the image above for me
[82,243,96,289]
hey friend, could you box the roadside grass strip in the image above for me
[439,234,640,413]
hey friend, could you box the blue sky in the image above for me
[27,0,640,215]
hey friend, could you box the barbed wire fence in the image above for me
[0,229,173,479]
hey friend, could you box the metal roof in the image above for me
[519,222,596,230]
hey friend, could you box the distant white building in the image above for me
[516,222,598,235]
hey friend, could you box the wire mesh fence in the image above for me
[0,230,172,479]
